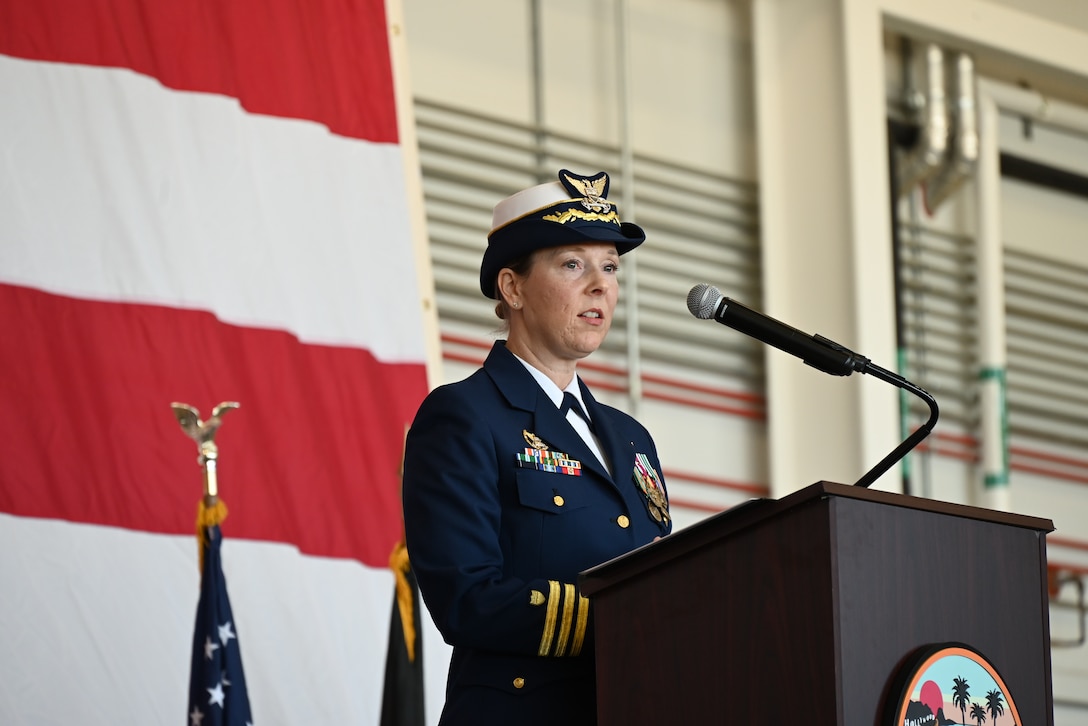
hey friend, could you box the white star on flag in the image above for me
[208,681,226,708]
[188,523,254,724]
[218,621,236,645]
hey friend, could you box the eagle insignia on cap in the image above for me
[561,171,611,214]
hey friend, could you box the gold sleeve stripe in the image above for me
[570,592,590,656]
[537,580,561,657]
[554,583,576,657]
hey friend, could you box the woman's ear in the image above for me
[496,268,520,308]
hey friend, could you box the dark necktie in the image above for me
[561,392,594,433]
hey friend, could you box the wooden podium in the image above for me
[580,482,1055,725]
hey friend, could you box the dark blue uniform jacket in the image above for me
[403,341,671,725]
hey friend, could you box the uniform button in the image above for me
[617,515,630,528]
[553,495,565,507]
[513,677,525,689]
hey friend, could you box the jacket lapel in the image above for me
[483,342,615,483]
[578,381,631,488]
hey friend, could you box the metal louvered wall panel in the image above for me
[414,98,764,394]
[1005,249,1088,449]
[898,221,1088,451]
[418,97,1088,455]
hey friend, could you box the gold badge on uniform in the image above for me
[523,429,548,450]
[632,453,669,524]
[518,431,582,476]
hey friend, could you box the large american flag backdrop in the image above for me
[0,0,437,722]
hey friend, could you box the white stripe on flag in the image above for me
[0,55,426,363]
[0,513,454,724]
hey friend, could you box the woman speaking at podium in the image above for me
[402,169,672,725]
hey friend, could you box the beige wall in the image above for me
[401,1,1088,721]
[404,0,755,176]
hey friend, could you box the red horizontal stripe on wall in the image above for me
[0,0,398,143]
[0,283,426,567]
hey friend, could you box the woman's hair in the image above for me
[492,251,537,325]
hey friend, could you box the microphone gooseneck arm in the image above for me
[687,283,939,488]
[852,360,940,488]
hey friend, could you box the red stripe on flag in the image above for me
[0,283,426,567]
[0,0,398,143]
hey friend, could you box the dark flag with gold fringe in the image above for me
[173,402,254,726]
[380,540,425,726]
[188,498,254,726]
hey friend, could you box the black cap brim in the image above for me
[479,217,645,298]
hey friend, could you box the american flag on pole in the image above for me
[0,0,438,722]
[189,502,254,726]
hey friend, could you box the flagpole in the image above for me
[171,400,255,726]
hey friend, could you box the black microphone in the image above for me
[686,283,869,376]
[686,282,940,488]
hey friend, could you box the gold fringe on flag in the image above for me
[196,498,229,572]
[389,540,417,662]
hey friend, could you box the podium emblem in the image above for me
[886,643,1020,726]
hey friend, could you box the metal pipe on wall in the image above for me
[924,52,979,211]
[980,79,1088,136]
[530,0,546,176]
[975,90,1011,512]
[616,0,642,414]
[897,43,949,197]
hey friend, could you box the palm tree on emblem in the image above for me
[952,676,971,724]
[986,689,1005,725]
[970,702,987,726]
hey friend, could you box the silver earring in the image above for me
[512,301,520,308]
